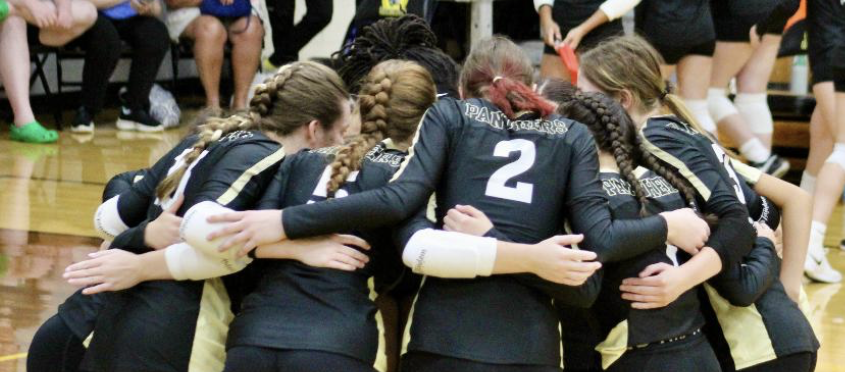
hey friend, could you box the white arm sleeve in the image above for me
[534,0,554,12]
[598,0,640,21]
[402,229,497,279]
[180,201,237,259]
[165,243,252,281]
[93,196,129,241]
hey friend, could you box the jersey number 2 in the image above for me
[485,139,536,204]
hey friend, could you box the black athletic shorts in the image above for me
[807,0,845,88]
[742,351,818,372]
[650,40,716,65]
[543,0,624,55]
[401,351,562,372]
[223,346,377,372]
[711,0,770,42]
[606,331,720,372]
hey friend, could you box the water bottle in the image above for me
[790,54,809,96]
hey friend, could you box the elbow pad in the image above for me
[599,0,640,21]
[402,229,497,279]
[181,201,237,260]
[94,196,129,241]
[165,243,252,281]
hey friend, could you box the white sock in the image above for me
[739,138,771,163]
[808,221,827,259]
[684,99,717,133]
[800,172,816,194]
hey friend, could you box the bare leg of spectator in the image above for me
[15,0,97,46]
[183,15,227,109]
[677,55,715,135]
[228,15,263,110]
[0,15,36,127]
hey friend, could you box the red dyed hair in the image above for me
[459,36,555,119]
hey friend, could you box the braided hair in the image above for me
[336,14,459,96]
[156,61,349,200]
[557,91,701,216]
[326,60,436,196]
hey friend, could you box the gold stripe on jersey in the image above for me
[703,284,776,369]
[390,114,426,183]
[556,308,563,370]
[729,158,763,185]
[368,277,388,372]
[633,166,648,178]
[188,278,234,372]
[216,148,286,206]
[133,174,145,183]
[595,320,629,370]
[401,276,427,355]
[640,134,712,201]
[425,194,437,223]
[82,332,93,348]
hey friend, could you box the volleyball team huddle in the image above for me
[26,5,828,372]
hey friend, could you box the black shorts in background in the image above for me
[543,0,624,55]
[808,0,845,86]
[650,40,716,65]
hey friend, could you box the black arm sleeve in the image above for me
[108,221,151,254]
[565,129,669,263]
[709,237,779,307]
[756,0,800,36]
[642,129,755,272]
[484,227,600,308]
[102,169,147,202]
[282,103,454,239]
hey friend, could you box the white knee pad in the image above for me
[707,88,738,123]
[93,196,129,241]
[825,144,845,171]
[181,201,238,260]
[685,99,717,133]
[403,229,497,278]
[735,93,773,135]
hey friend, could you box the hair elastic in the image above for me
[492,76,504,83]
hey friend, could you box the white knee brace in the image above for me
[180,201,238,260]
[735,93,773,135]
[825,143,845,171]
[707,88,738,123]
[685,99,717,133]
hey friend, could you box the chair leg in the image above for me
[54,51,65,128]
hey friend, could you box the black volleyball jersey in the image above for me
[702,242,819,370]
[59,169,150,341]
[228,143,407,371]
[593,169,705,369]
[83,131,285,372]
[96,137,197,246]
[640,116,755,272]
[279,98,670,366]
[635,0,715,46]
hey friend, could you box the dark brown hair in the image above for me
[326,60,436,196]
[157,61,348,200]
[557,91,701,215]
[459,36,554,119]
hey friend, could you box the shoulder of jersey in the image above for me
[364,141,407,169]
[642,115,701,138]
[215,130,278,147]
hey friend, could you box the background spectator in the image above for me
[71,0,169,133]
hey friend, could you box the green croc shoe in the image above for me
[0,0,10,22]
[10,121,59,144]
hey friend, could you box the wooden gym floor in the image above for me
[1,120,845,372]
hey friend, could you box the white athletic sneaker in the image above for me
[805,245,842,283]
